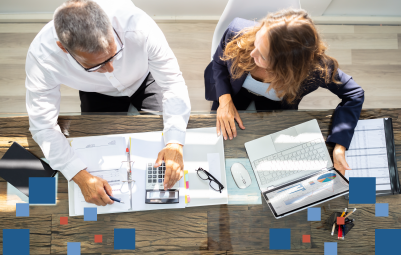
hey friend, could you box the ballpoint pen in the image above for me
[108,194,124,203]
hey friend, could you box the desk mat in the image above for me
[225,158,262,204]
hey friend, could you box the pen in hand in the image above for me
[107,193,124,203]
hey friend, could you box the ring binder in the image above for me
[121,160,135,210]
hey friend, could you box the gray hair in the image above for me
[54,0,113,54]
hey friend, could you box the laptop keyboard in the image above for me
[253,139,328,185]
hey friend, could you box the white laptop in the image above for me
[245,119,349,218]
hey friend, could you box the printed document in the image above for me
[345,119,391,191]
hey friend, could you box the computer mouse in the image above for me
[231,163,252,189]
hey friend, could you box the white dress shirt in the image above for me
[25,0,191,181]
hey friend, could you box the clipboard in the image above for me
[0,142,58,197]
[344,118,400,199]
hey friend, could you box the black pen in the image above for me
[108,194,124,203]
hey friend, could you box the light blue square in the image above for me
[84,207,97,221]
[16,203,29,217]
[307,207,321,221]
[67,242,80,255]
[375,203,389,217]
[324,242,337,255]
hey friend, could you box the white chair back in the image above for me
[211,0,301,60]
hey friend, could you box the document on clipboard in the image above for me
[68,135,186,216]
[344,118,400,197]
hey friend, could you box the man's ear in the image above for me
[56,41,68,53]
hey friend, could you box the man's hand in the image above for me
[217,94,245,140]
[333,144,351,176]
[72,169,114,206]
[154,143,184,190]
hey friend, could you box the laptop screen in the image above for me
[262,168,349,218]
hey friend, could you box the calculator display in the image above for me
[146,191,178,199]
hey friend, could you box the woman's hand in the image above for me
[333,144,351,176]
[216,94,245,140]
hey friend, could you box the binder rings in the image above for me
[0,142,58,197]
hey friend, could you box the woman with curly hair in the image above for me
[204,9,364,175]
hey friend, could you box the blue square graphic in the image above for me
[84,207,97,221]
[375,203,389,217]
[349,177,376,204]
[114,229,136,250]
[324,242,337,255]
[67,242,80,255]
[29,177,56,204]
[3,229,30,255]
[269,228,291,250]
[307,207,321,221]
[16,203,29,217]
[376,229,401,254]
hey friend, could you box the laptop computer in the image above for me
[245,119,349,218]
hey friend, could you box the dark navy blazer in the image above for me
[204,18,365,149]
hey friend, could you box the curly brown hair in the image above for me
[221,9,341,104]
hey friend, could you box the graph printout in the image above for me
[345,119,391,191]
[266,169,349,216]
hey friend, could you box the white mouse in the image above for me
[231,163,252,189]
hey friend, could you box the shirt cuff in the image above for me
[163,128,186,146]
[60,157,87,181]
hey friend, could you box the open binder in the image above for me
[344,118,400,199]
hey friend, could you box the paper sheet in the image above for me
[130,131,186,211]
[207,153,226,199]
[71,136,131,215]
[345,119,392,191]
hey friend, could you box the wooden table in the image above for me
[0,109,400,254]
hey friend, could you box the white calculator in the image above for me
[145,162,179,204]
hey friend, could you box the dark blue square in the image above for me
[349,177,376,204]
[375,229,401,254]
[3,229,29,255]
[67,242,80,255]
[29,177,56,204]
[269,228,290,250]
[16,203,29,217]
[114,229,135,250]
[84,207,97,221]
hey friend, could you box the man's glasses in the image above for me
[65,27,124,72]
[196,167,224,193]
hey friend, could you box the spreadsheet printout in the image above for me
[345,119,391,190]
[266,169,349,216]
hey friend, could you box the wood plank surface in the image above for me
[50,211,207,253]
[0,215,52,254]
[0,110,400,254]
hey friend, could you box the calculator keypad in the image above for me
[146,162,167,188]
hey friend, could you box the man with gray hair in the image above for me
[25,0,191,206]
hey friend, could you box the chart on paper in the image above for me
[345,119,391,190]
